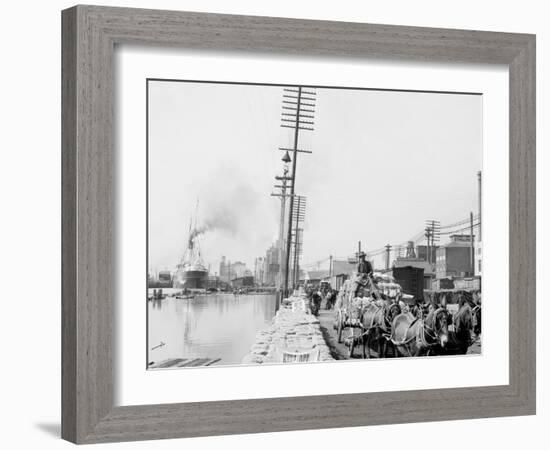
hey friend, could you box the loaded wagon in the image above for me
[333,272,403,357]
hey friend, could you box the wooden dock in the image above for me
[149,357,221,369]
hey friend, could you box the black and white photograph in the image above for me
[147,79,483,369]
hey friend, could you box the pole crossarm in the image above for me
[281,118,315,125]
[283,94,317,102]
[271,193,297,198]
[277,147,312,154]
[282,113,315,119]
[282,106,315,113]
[284,88,316,95]
[281,125,314,131]
[282,100,316,108]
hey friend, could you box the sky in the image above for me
[148,80,482,273]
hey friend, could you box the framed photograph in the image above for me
[62,5,536,444]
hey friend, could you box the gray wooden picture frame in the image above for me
[61,5,536,444]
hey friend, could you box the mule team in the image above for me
[321,269,481,359]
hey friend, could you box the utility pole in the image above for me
[432,220,441,256]
[329,255,333,278]
[477,171,482,290]
[280,86,316,297]
[470,211,475,276]
[385,244,391,270]
[425,227,432,264]
[271,151,292,292]
[291,196,306,288]
[425,219,441,264]
[477,170,482,241]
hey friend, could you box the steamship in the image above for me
[173,219,209,290]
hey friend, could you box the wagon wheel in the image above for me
[337,311,344,343]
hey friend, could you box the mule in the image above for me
[438,302,474,355]
[472,304,481,337]
[390,307,449,357]
[361,301,401,358]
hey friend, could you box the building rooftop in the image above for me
[441,240,473,248]
[304,270,331,281]
[449,234,475,242]
[392,258,434,275]
[331,260,356,276]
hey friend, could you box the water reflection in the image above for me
[148,293,277,367]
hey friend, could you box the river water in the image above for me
[148,293,277,367]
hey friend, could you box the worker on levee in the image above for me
[357,251,373,276]
[350,251,374,300]
[311,289,322,316]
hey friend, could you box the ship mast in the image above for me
[174,199,209,289]
[195,198,202,260]
[187,218,193,250]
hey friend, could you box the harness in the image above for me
[472,304,481,334]
[360,303,399,340]
[391,308,445,356]
[454,304,475,347]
